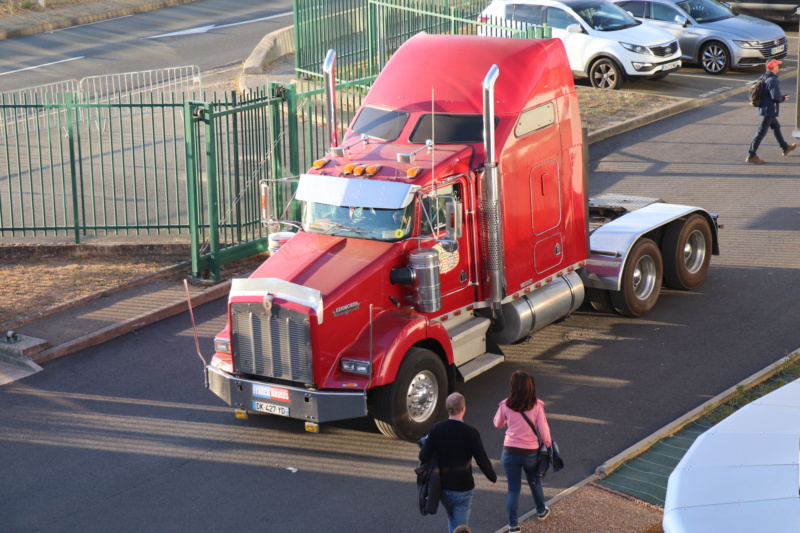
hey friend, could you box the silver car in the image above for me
[613,0,787,74]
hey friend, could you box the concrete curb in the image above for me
[30,278,232,365]
[0,0,200,40]
[243,25,294,75]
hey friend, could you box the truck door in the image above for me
[420,180,474,308]
[530,159,564,274]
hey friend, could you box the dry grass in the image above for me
[0,253,185,324]
[577,86,677,132]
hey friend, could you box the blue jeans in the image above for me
[749,114,788,157]
[501,450,547,528]
[439,489,473,533]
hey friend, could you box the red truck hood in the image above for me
[247,231,400,307]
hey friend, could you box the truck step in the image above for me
[457,352,504,383]
[445,316,491,342]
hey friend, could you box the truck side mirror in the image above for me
[442,201,462,252]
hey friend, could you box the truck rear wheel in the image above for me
[370,347,446,442]
[610,238,663,317]
[662,214,712,290]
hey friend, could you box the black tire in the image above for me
[700,41,730,75]
[589,58,623,90]
[610,238,663,317]
[370,347,446,442]
[662,214,712,290]
[585,287,614,313]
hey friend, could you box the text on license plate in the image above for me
[662,61,680,71]
[771,44,786,55]
[253,401,290,417]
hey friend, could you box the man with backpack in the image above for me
[747,59,796,164]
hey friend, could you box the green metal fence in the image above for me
[294,0,549,80]
[1,90,198,240]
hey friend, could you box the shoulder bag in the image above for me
[520,411,564,478]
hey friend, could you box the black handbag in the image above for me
[520,411,554,479]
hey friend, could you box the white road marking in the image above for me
[146,11,292,39]
[0,56,84,77]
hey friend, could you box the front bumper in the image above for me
[627,57,682,78]
[205,366,368,423]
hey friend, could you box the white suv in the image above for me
[479,0,682,89]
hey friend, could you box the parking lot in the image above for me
[603,28,799,99]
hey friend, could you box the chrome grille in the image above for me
[650,41,678,57]
[231,302,312,385]
[758,36,788,58]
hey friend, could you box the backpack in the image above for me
[749,76,765,107]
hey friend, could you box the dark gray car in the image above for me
[614,0,787,73]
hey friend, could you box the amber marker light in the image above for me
[353,165,366,176]
[364,164,382,176]
[402,305,415,317]
[312,159,330,169]
[343,163,356,174]
[407,167,423,179]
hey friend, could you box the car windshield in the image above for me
[573,0,640,30]
[302,201,414,241]
[676,0,734,22]
[351,106,410,142]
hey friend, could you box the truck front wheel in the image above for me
[662,214,712,290]
[610,238,663,317]
[370,347,447,442]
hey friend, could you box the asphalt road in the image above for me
[0,0,292,92]
[3,81,800,532]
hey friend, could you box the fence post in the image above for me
[368,0,378,75]
[66,92,81,244]
[284,83,302,221]
[185,100,203,278]
[203,103,222,282]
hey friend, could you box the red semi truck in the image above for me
[205,34,719,442]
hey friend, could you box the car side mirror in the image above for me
[566,23,582,33]
[675,14,688,27]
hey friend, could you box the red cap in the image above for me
[767,59,782,69]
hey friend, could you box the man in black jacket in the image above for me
[747,59,796,164]
[419,392,497,533]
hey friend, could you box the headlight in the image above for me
[341,359,372,375]
[214,337,231,354]
[733,40,759,49]
[620,42,653,55]
[632,62,656,71]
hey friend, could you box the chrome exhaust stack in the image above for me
[480,65,506,326]
[323,49,339,150]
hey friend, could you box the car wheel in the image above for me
[589,58,623,90]
[700,41,730,75]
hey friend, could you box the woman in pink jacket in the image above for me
[493,370,552,531]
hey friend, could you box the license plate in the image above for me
[253,401,290,417]
[662,61,680,71]
[771,44,786,55]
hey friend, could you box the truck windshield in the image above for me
[409,114,488,143]
[303,201,414,241]
[351,106,410,141]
